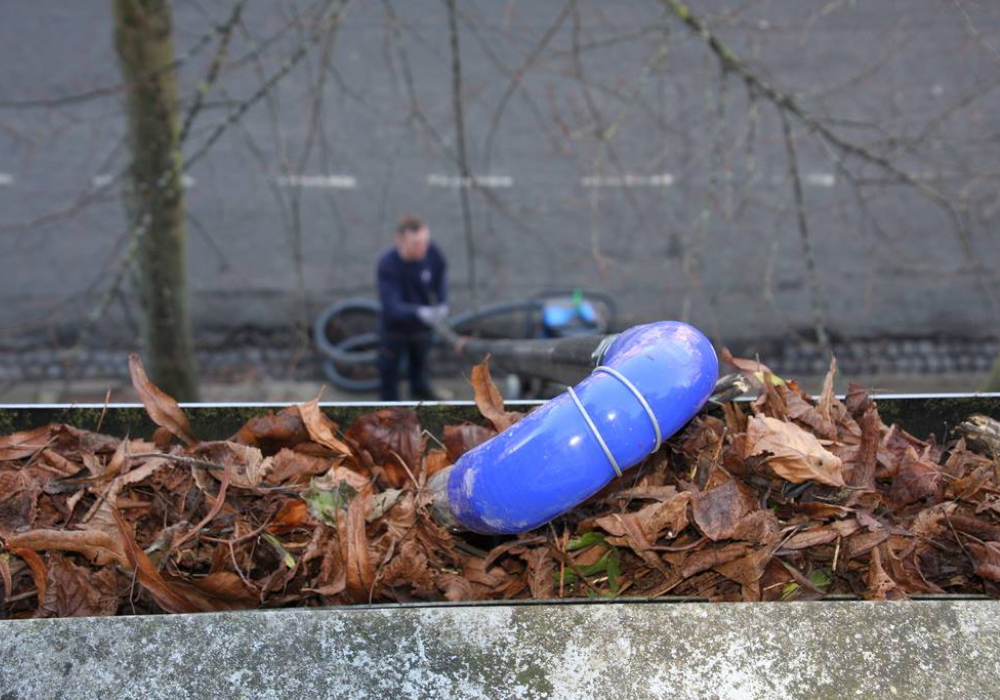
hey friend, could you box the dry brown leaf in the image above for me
[380,491,418,543]
[230,407,310,453]
[521,548,556,599]
[297,398,353,456]
[596,492,691,543]
[462,556,508,591]
[782,389,838,441]
[0,470,41,531]
[438,573,477,601]
[7,528,128,568]
[865,545,903,601]
[605,485,680,503]
[189,441,273,489]
[338,483,375,602]
[179,572,257,609]
[844,382,872,417]
[82,457,169,537]
[817,357,838,424]
[268,448,333,485]
[969,541,1000,583]
[377,539,435,597]
[424,448,451,479]
[114,509,253,613]
[948,515,1000,541]
[889,446,942,507]
[788,502,854,519]
[171,459,232,553]
[43,555,119,618]
[614,513,672,576]
[8,545,47,610]
[746,415,845,487]
[470,356,522,432]
[267,500,314,534]
[692,480,759,541]
[720,349,779,384]
[0,554,13,602]
[727,510,780,544]
[345,408,423,468]
[367,489,403,523]
[98,440,129,480]
[782,520,861,550]
[312,533,347,598]
[151,427,174,452]
[845,529,890,560]
[36,449,83,480]
[848,406,880,491]
[681,543,750,578]
[415,517,461,569]
[481,536,547,570]
[50,424,120,460]
[715,547,774,595]
[443,424,496,462]
[0,425,53,461]
[128,353,198,446]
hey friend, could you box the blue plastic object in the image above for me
[542,300,597,333]
[439,321,718,534]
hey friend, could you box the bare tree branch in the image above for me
[781,110,830,350]
[445,0,478,309]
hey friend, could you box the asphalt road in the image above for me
[1,0,999,350]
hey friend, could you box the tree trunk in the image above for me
[985,353,1000,392]
[113,0,198,400]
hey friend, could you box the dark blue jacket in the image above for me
[377,242,447,336]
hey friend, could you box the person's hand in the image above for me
[416,305,448,326]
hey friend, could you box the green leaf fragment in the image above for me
[605,548,622,595]
[780,568,833,601]
[780,582,800,601]
[262,533,296,569]
[302,478,358,527]
[753,370,786,386]
[567,531,607,551]
[809,568,833,588]
[553,542,621,596]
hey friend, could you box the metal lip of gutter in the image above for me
[1,392,999,411]
[0,399,547,410]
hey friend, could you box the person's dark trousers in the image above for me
[378,334,434,401]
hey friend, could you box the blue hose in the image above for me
[431,321,718,534]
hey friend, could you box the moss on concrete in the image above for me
[0,402,495,441]
[2,396,998,444]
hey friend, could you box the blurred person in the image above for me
[376,214,448,401]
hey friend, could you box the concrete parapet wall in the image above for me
[2,600,998,698]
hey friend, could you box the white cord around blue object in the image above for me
[566,365,664,479]
[593,365,663,452]
[567,385,622,477]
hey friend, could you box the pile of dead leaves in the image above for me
[2,353,1000,618]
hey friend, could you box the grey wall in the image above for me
[1,0,998,350]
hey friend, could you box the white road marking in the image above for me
[91,174,196,188]
[426,173,513,188]
[275,174,357,189]
[581,173,674,188]
[805,172,836,187]
[0,173,14,186]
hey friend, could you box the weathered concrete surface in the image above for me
[1,601,998,699]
